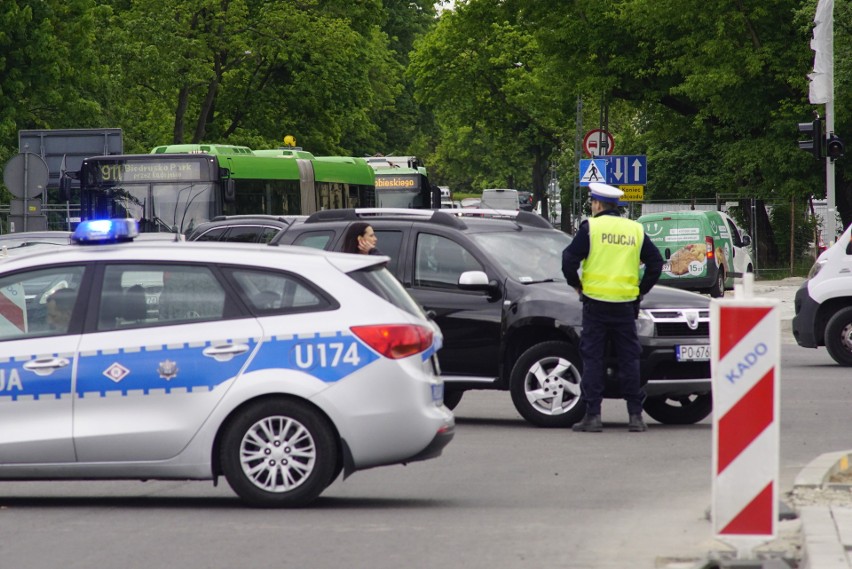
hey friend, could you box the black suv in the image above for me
[193,208,713,428]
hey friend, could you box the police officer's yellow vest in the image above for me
[581,215,645,302]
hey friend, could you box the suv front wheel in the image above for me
[509,341,585,428]
[643,393,712,425]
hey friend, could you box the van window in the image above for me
[481,189,520,211]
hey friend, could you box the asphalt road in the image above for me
[0,339,843,569]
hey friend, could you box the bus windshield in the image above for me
[88,182,215,234]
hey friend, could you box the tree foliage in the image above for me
[0,0,850,257]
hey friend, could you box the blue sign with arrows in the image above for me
[605,155,647,185]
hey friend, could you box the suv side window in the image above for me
[374,229,403,274]
[223,226,268,243]
[194,227,227,242]
[414,233,483,288]
[292,231,335,250]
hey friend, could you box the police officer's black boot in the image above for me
[572,414,603,432]
[627,414,647,432]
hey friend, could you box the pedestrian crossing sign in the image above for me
[579,159,607,186]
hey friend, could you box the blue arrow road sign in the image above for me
[606,155,647,185]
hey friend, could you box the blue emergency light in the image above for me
[71,219,140,244]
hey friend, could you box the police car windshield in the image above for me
[347,265,427,319]
[470,230,571,283]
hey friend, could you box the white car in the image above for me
[0,219,453,507]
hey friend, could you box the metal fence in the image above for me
[0,203,81,234]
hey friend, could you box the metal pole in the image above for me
[574,95,583,232]
[23,152,29,232]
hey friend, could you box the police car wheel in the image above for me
[509,341,585,428]
[824,307,852,366]
[220,399,337,508]
[642,393,712,425]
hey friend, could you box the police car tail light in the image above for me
[705,236,714,259]
[350,324,434,359]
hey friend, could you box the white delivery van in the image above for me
[792,222,852,365]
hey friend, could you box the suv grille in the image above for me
[647,309,710,338]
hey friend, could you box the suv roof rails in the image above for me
[454,209,554,229]
[305,208,467,229]
[210,214,304,223]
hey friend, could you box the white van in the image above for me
[480,189,520,211]
[793,222,852,365]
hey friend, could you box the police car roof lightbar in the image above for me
[71,219,140,244]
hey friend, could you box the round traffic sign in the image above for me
[3,152,49,199]
[582,129,615,157]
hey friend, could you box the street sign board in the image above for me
[582,129,614,157]
[618,185,644,202]
[579,159,607,186]
[606,155,647,185]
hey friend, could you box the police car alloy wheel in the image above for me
[509,341,585,428]
[220,399,336,508]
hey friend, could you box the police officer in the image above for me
[561,183,663,432]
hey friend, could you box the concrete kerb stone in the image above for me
[795,452,852,489]
[792,452,852,569]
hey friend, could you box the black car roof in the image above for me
[301,208,554,233]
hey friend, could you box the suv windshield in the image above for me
[470,230,572,283]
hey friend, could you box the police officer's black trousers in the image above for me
[578,299,645,416]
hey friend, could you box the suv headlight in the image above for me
[808,258,827,280]
[636,309,655,337]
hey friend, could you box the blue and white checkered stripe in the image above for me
[1,331,383,401]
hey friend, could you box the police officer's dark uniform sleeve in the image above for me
[561,220,590,291]
[638,233,663,296]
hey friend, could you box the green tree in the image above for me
[0,0,111,159]
[409,0,572,210]
[105,0,403,155]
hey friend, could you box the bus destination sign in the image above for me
[93,159,203,183]
[374,173,421,190]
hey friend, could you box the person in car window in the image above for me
[46,288,76,332]
[561,183,663,433]
[342,222,383,256]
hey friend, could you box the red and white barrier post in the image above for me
[711,274,781,557]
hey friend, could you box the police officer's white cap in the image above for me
[589,182,623,204]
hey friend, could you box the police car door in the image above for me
[72,263,263,462]
[0,265,89,463]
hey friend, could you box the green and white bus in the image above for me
[367,156,441,209]
[70,144,376,234]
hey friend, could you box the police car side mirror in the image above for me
[742,234,752,247]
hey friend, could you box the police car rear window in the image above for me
[347,266,426,319]
[225,268,337,315]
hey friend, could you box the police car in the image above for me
[0,219,453,507]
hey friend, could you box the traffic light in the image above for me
[827,134,845,161]
[798,119,823,159]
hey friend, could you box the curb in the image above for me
[794,451,852,569]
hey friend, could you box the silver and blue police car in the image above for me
[0,220,453,507]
